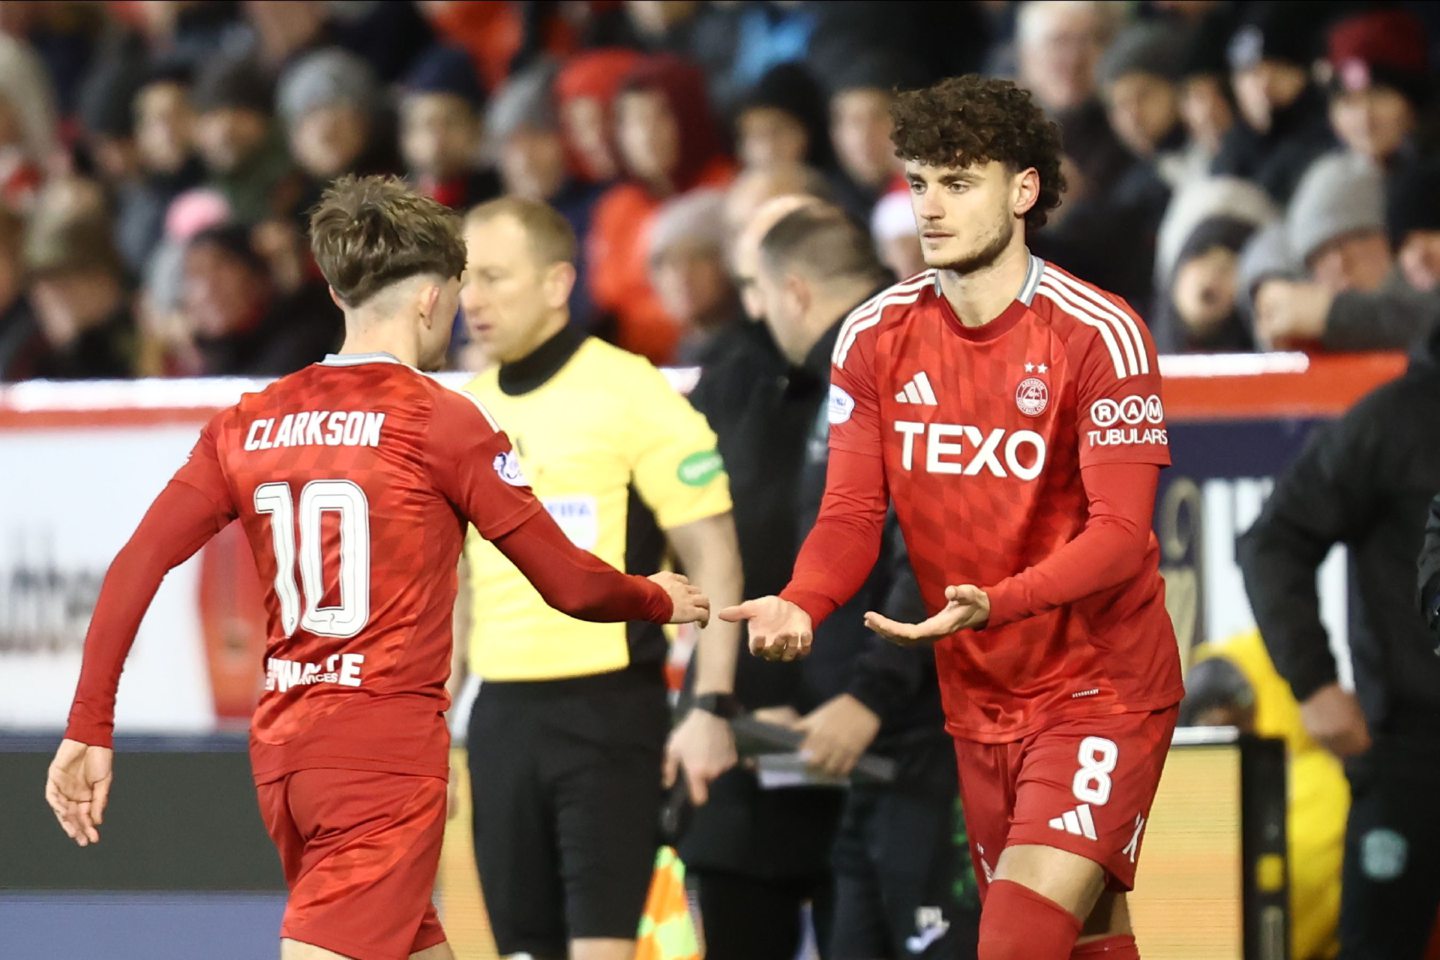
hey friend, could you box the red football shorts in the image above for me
[954,705,1178,897]
[256,768,449,960]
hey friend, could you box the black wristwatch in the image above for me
[692,692,742,719]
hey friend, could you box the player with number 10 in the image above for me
[722,77,1181,959]
[45,175,710,960]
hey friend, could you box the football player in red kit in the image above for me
[45,176,710,960]
[722,76,1182,960]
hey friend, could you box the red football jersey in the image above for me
[827,257,1183,742]
[172,354,540,782]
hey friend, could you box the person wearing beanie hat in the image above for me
[587,54,735,363]
[1326,8,1432,169]
[1098,22,1187,165]
[1157,215,1266,353]
[486,59,604,327]
[647,188,739,364]
[1175,8,1238,167]
[76,50,148,186]
[1388,159,1440,294]
[1213,1,1336,204]
[190,56,298,224]
[400,44,499,210]
[733,62,835,174]
[181,222,340,376]
[825,49,911,225]
[1287,151,1390,292]
[21,208,135,380]
[277,48,394,183]
[554,48,646,184]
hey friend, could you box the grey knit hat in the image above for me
[1155,176,1279,287]
[1286,151,1386,266]
[1099,22,1188,88]
[486,59,560,144]
[277,48,377,125]
[648,188,728,267]
[1237,220,1300,317]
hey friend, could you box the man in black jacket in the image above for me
[751,204,978,959]
[1239,324,1440,959]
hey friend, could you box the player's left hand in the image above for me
[664,707,738,805]
[45,738,113,847]
[864,584,990,644]
[797,694,881,777]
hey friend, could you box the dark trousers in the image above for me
[692,867,835,960]
[1338,739,1440,960]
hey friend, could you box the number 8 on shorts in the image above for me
[1072,737,1119,806]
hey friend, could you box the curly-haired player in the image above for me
[723,75,1180,959]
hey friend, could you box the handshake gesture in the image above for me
[722,584,991,661]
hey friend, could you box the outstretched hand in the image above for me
[719,596,813,661]
[650,572,711,627]
[864,584,990,645]
[45,738,113,847]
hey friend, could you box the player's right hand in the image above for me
[1300,683,1372,758]
[719,596,813,661]
[650,572,711,627]
[45,738,113,847]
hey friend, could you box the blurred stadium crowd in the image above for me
[0,0,1438,383]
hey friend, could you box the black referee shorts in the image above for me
[466,666,669,958]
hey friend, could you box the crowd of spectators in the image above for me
[1,0,1439,382]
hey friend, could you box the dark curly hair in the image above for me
[890,75,1066,231]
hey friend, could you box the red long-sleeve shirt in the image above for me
[65,355,671,782]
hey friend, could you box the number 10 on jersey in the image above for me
[254,480,372,639]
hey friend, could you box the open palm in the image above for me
[864,584,990,644]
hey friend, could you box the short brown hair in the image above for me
[760,206,889,288]
[308,175,465,307]
[464,197,577,267]
[890,75,1066,231]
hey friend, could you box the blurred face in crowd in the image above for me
[830,89,895,190]
[1398,231,1440,293]
[906,159,1032,274]
[183,240,269,338]
[1330,86,1416,165]
[625,0,698,39]
[1179,75,1234,154]
[616,88,680,189]
[401,93,479,180]
[877,232,926,281]
[1171,247,1240,337]
[1308,229,1392,294]
[561,96,617,182]
[1018,3,1107,112]
[736,106,809,171]
[460,214,571,364]
[135,81,193,174]
[290,105,369,180]
[498,128,568,201]
[723,163,816,252]
[1106,72,1180,158]
[651,240,732,330]
[194,106,270,175]
[1232,61,1308,133]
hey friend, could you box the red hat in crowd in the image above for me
[554,48,645,182]
[615,54,727,194]
[1327,9,1431,106]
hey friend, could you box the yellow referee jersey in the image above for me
[463,336,731,680]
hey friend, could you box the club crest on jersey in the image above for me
[493,449,528,487]
[1015,377,1049,417]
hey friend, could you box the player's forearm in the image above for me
[781,449,889,627]
[668,513,742,695]
[67,481,227,746]
[494,510,672,623]
[984,463,1157,628]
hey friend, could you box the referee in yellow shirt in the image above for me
[451,198,744,960]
